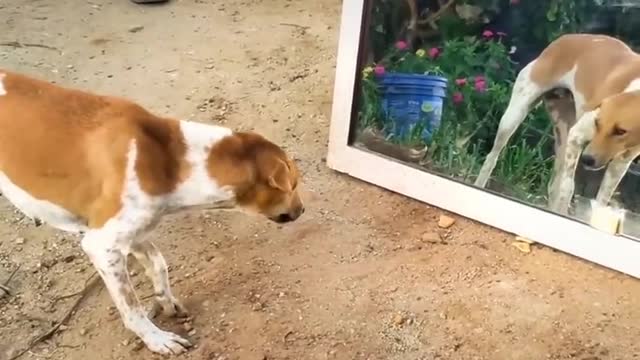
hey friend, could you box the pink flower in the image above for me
[428,47,440,58]
[497,31,507,37]
[452,92,464,104]
[455,78,467,86]
[510,0,520,4]
[474,75,487,91]
[395,41,408,50]
[482,30,494,38]
[374,65,385,76]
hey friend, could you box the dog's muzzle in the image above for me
[270,206,305,223]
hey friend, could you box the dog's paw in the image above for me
[589,201,623,234]
[142,330,192,355]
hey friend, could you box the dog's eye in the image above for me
[612,126,627,136]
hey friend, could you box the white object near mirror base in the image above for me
[326,0,640,279]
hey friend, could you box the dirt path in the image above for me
[1,1,639,359]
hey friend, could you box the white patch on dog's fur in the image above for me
[623,78,640,93]
[0,73,6,96]
[166,120,235,210]
[0,171,88,233]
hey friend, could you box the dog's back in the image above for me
[0,70,182,228]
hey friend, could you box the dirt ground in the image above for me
[1,1,640,359]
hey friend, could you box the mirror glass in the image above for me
[350,0,640,240]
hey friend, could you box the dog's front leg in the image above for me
[589,150,640,232]
[131,240,188,319]
[544,93,576,202]
[549,110,597,214]
[82,229,191,355]
[547,125,567,202]
[595,155,637,205]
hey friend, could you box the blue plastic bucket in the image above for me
[377,73,448,143]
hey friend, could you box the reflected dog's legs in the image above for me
[595,152,640,205]
[549,110,598,214]
[544,91,577,202]
[475,61,549,188]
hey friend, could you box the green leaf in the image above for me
[546,1,558,22]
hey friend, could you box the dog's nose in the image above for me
[275,213,293,223]
[580,154,596,168]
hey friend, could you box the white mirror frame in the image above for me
[327,0,640,278]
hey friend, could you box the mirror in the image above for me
[349,0,640,241]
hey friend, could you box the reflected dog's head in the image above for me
[580,92,640,170]
[208,132,304,223]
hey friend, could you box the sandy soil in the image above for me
[1,1,640,359]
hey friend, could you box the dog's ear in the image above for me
[585,96,607,112]
[267,159,292,192]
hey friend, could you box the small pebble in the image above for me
[132,340,145,352]
[421,232,442,243]
[393,313,407,326]
[511,241,531,254]
[129,25,144,33]
[515,235,536,244]
[438,215,456,229]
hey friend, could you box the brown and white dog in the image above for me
[0,70,304,354]
[474,34,640,231]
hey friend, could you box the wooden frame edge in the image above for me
[326,0,640,279]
